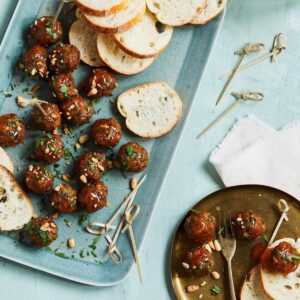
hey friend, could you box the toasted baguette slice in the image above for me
[191,0,226,25]
[146,0,202,26]
[260,237,300,300]
[240,265,269,300]
[0,166,32,231]
[118,81,182,138]
[83,0,146,34]
[69,20,104,67]
[76,0,130,17]
[114,9,173,58]
[0,147,14,174]
[97,33,155,75]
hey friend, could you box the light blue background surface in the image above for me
[1,0,300,299]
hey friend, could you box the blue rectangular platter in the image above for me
[0,0,224,286]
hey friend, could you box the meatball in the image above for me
[29,16,63,46]
[117,142,148,172]
[20,45,49,79]
[60,95,94,126]
[231,212,265,240]
[25,165,54,194]
[90,118,122,148]
[261,241,300,275]
[78,181,108,213]
[85,68,117,98]
[33,134,64,163]
[184,211,216,244]
[0,113,25,147]
[50,184,77,213]
[49,44,80,74]
[25,216,58,247]
[49,73,78,101]
[183,245,214,277]
[76,151,107,182]
[31,103,61,132]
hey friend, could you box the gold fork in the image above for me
[218,211,237,300]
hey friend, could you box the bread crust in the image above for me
[82,3,146,34]
[75,0,131,17]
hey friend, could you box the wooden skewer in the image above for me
[52,0,75,28]
[17,96,48,116]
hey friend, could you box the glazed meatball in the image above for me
[25,165,54,194]
[33,134,64,163]
[85,68,117,98]
[60,95,94,126]
[184,211,217,244]
[20,45,49,79]
[117,142,148,172]
[49,73,78,101]
[50,184,77,213]
[76,151,107,182]
[31,103,61,132]
[78,181,108,213]
[183,245,214,277]
[29,16,63,46]
[261,241,300,275]
[49,44,80,74]
[231,212,265,240]
[0,113,25,147]
[25,217,58,247]
[90,118,122,148]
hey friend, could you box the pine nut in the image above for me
[211,271,220,280]
[186,285,199,293]
[182,262,189,269]
[67,238,75,248]
[66,221,72,227]
[54,185,61,191]
[106,202,110,207]
[75,143,81,150]
[80,175,87,184]
[79,134,89,144]
[199,295,203,299]
[200,281,207,287]
[130,178,138,190]
[214,240,222,251]
[205,244,212,253]
[209,241,215,250]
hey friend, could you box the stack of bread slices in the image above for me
[70,0,227,75]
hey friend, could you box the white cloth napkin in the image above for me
[209,115,300,199]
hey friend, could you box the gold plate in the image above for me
[170,185,300,300]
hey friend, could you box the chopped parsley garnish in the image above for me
[78,214,91,226]
[55,252,69,259]
[190,208,200,215]
[59,84,69,97]
[126,145,137,158]
[91,97,101,105]
[262,234,270,244]
[53,164,61,178]
[211,285,221,295]
[88,237,100,250]
[45,21,58,39]
[64,148,75,162]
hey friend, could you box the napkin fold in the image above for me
[210,115,300,199]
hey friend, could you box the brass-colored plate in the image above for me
[170,185,300,300]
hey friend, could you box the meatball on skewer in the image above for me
[25,216,58,247]
[78,181,108,213]
[90,118,122,148]
[61,95,94,126]
[49,73,78,101]
[76,151,108,183]
[49,44,80,74]
[0,113,26,147]
[31,103,61,132]
[117,142,148,172]
[50,184,77,213]
[33,134,64,163]
[29,16,63,46]
[20,45,49,79]
[25,165,54,194]
[84,68,117,99]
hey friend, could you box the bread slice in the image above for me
[82,0,146,34]
[260,237,300,300]
[114,9,173,58]
[0,147,14,174]
[0,166,33,231]
[146,0,202,26]
[96,33,155,75]
[117,81,182,138]
[240,265,269,300]
[76,0,130,17]
[191,0,227,25]
[69,20,104,67]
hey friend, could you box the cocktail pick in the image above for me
[196,90,264,140]
[269,199,290,245]
[86,175,146,235]
[52,0,75,28]
[220,33,287,80]
[17,96,48,116]
[215,43,265,106]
